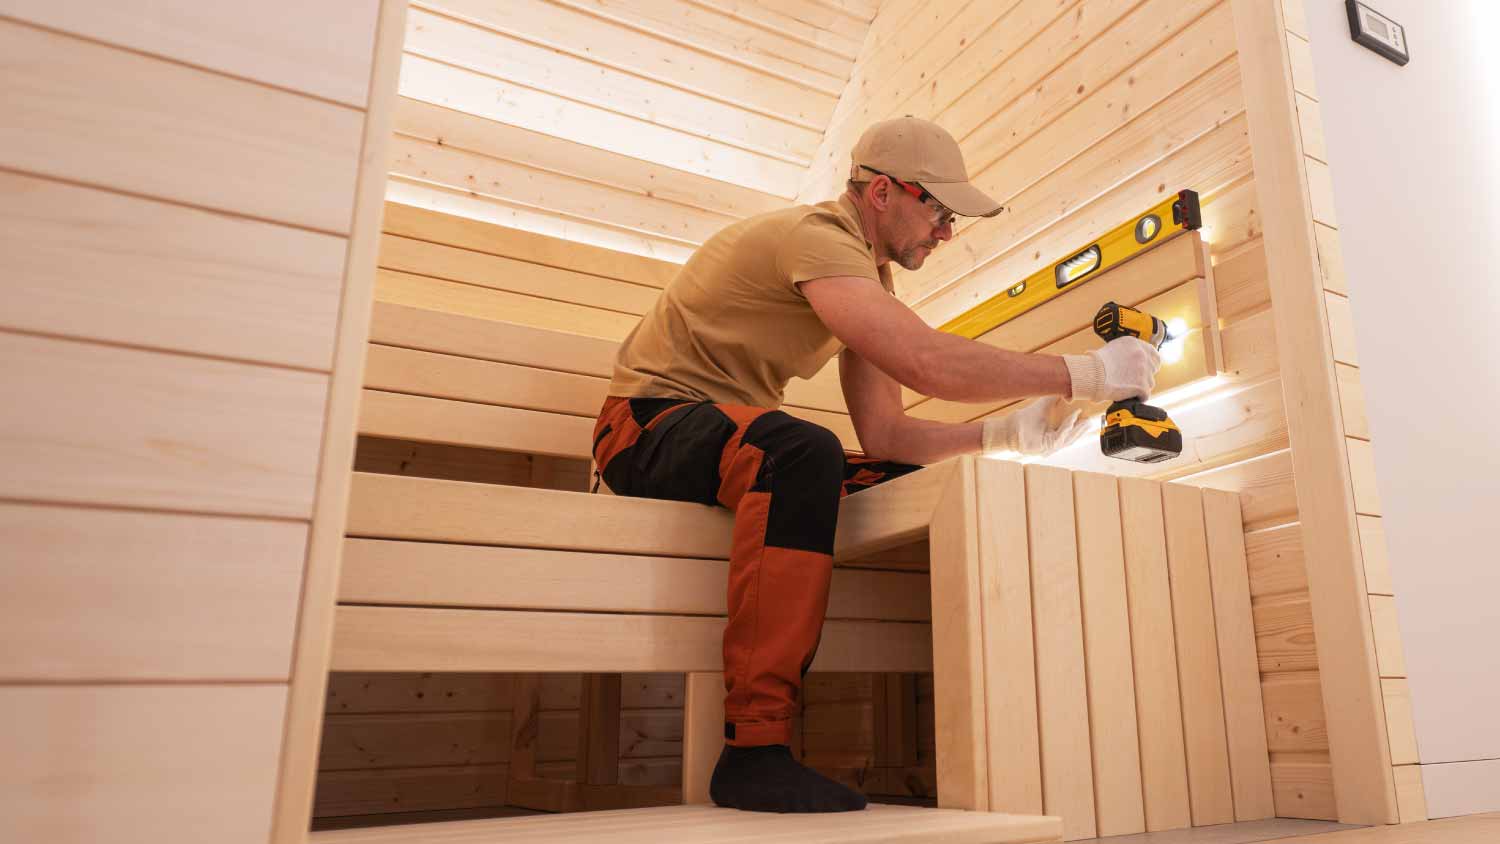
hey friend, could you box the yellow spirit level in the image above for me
[939,190,1202,340]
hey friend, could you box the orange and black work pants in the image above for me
[592,396,921,747]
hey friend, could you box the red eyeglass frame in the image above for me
[859,165,955,227]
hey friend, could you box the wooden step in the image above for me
[308,803,1063,843]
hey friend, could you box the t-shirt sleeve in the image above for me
[776,216,880,296]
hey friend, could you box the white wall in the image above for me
[1303,0,1500,818]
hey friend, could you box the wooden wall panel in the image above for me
[0,172,347,371]
[0,685,287,843]
[0,504,305,682]
[0,20,364,234]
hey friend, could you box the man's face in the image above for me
[889,190,955,271]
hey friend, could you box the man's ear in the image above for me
[868,176,894,212]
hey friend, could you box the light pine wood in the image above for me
[308,802,1064,842]
[319,712,512,770]
[1262,672,1329,754]
[337,539,930,621]
[975,459,1043,815]
[1072,471,1146,836]
[313,766,509,818]
[357,389,596,459]
[1324,293,1359,366]
[1347,439,1384,516]
[330,606,931,674]
[0,0,379,106]
[1162,484,1235,827]
[1203,489,1277,820]
[1336,364,1371,441]
[1369,596,1406,679]
[374,268,640,340]
[1231,0,1398,822]
[0,172,346,371]
[1245,522,1309,600]
[927,456,990,811]
[363,343,606,416]
[1358,516,1394,595]
[0,20,364,234]
[682,672,724,804]
[1314,222,1349,296]
[0,503,305,682]
[1026,464,1096,841]
[1392,765,1427,823]
[1254,594,1319,674]
[1381,680,1419,766]
[367,302,616,374]
[1,331,327,517]
[0,685,287,843]
[1296,93,1328,164]
[1119,477,1193,832]
[270,2,409,840]
[1272,758,1338,820]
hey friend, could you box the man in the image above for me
[591,117,1160,813]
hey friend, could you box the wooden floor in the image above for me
[1078,813,1498,843]
[309,803,1064,843]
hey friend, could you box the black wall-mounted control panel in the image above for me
[1347,1,1410,66]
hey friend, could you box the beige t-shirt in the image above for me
[610,195,893,408]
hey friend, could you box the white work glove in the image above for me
[1062,336,1162,403]
[981,396,1095,457]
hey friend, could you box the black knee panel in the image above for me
[742,412,846,554]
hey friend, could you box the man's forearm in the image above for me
[913,330,1072,403]
[863,415,984,466]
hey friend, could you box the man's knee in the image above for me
[741,413,844,553]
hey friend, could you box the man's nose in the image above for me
[934,221,955,242]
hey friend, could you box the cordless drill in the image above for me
[1093,301,1183,463]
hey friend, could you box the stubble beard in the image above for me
[895,240,938,271]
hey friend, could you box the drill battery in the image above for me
[1100,399,1183,463]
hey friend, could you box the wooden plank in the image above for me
[927,456,989,811]
[1181,449,1299,531]
[363,344,607,416]
[975,459,1042,816]
[387,134,731,246]
[1296,93,1328,163]
[375,268,639,341]
[1072,472,1145,836]
[312,765,509,818]
[382,201,678,288]
[0,503,304,682]
[358,390,596,460]
[403,9,822,160]
[367,302,616,375]
[578,675,623,785]
[399,55,804,198]
[1369,595,1406,679]
[833,460,955,562]
[1382,679,1419,766]
[0,685,287,843]
[1026,464,1095,840]
[0,0,378,106]
[1262,672,1329,754]
[1393,764,1428,823]
[306,802,1065,842]
[0,331,326,517]
[1213,239,1271,321]
[268,7,411,837]
[412,0,836,127]
[1314,222,1348,296]
[1272,758,1338,820]
[1255,594,1320,673]
[1336,364,1370,440]
[682,672,724,804]
[696,0,864,57]
[324,673,513,714]
[393,98,788,222]
[1204,488,1277,820]
[0,20,363,234]
[338,538,931,622]
[1161,484,1235,826]
[510,674,541,780]
[1233,0,1398,820]
[319,712,512,770]
[1305,159,1340,228]
[330,606,931,674]
[1245,522,1308,600]
[1119,477,1192,832]
[1348,438,1384,516]
[1358,516,1395,596]
[355,436,540,488]
[1325,292,1359,366]
[0,171,346,370]
[380,233,662,315]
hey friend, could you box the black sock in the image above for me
[708,743,868,813]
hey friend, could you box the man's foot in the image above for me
[708,743,868,813]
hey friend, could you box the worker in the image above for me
[591,116,1161,813]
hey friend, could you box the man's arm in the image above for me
[839,346,987,465]
[800,275,1071,403]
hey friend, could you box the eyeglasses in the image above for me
[859,165,956,229]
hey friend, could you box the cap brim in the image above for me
[920,179,1004,218]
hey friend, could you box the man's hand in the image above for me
[1062,336,1161,403]
[981,396,1095,457]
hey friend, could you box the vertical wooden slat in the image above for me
[510,674,541,780]
[1026,464,1095,840]
[1162,484,1236,826]
[1204,489,1277,820]
[578,673,622,785]
[928,456,988,811]
[681,671,723,804]
[975,459,1042,815]
[1072,471,1145,836]
[1119,477,1192,831]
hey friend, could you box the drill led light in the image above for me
[1054,245,1101,288]
[1160,318,1189,364]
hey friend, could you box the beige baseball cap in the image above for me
[850,116,1004,218]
